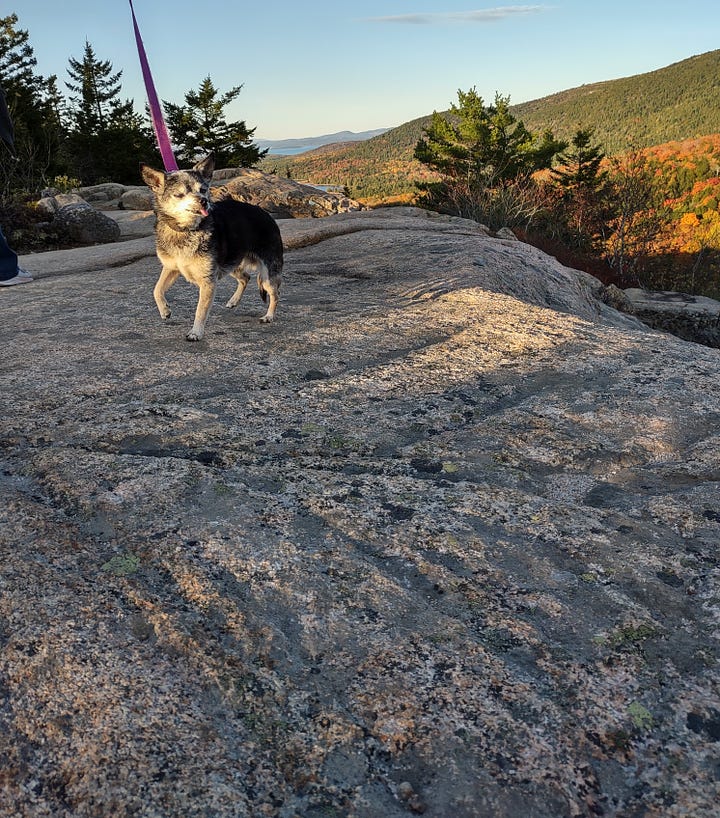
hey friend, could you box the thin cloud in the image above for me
[364,6,549,25]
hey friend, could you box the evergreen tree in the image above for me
[551,128,607,190]
[62,41,157,184]
[415,88,564,186]
[102,101,159,183]
[0,13,62,197]
[549,128,610,253]
[65,41,122,134]
[413,88,564,228]
[164,76,266,167]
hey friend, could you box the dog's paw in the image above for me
[225,299,237,310]
[259,314,275,324]
[185,331,203,342]
[161,308,171,320]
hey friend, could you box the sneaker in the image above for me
[16,267,33,278]
[0,271,33,286]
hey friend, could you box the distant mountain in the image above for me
[260,49,720,200]
[256,128,390,155]
[513,50,720,154]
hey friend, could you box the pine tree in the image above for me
[551,129,607,191]
[65,41,122,134]
[1,13,40,89]
[413,88,564,228]
[63,41,157,184]
[415,88,564,186]
[548,128,611,253]
[164,76,266,168]
[0,14,62,196]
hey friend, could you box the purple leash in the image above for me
[129,0,178,172]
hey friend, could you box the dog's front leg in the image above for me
[154,266,180,320]
[187,278,217,342]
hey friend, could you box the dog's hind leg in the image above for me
[187,279,217,342]
[257,261,281,324]
[153,265,180,319]
[225,268,251,309]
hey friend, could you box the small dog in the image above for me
[140,153,283,341]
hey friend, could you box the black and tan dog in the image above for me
[141,154,283,341]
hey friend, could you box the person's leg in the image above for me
[0,223,19,281]
[0,224,30,285]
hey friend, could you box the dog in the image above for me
[140,153,283,341]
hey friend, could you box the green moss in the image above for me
[628,701,654,731]
[102,552,140,576]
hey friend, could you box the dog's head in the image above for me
[140,154,215,229]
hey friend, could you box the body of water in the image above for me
[264,145,319,156]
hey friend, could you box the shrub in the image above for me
[50,175,82,193]
[0,196,74,252]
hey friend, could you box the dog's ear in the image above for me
[193,153,215,180]
[140,163,165,192]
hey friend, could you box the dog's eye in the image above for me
[174,192,185,199]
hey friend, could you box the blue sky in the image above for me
[10,1,720,140]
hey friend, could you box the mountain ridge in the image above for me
[257,128,390,154]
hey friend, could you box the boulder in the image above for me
[35,168,365,219]
[495,226,518,241]
[77,183,126,204]
[35,196,59,216]
[107,210,156,238]
[35,193,86,216]
[120,186,154,211]
[622,287,720,347]
[211,166,364,218]
[55,193,87,208]
[601,282,635,313]
[53,202,122,245]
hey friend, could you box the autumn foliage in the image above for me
[633,136,720,295]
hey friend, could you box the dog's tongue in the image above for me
[200,206,209,217]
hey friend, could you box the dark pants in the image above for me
[0,223,19,281]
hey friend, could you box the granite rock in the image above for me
[77,182,126,204]
[3,208,719,818]
[622,287,720,348]
[52,201,122,245]
[120,186,154,212]
[35,192,86,215]
[211,166,364,219]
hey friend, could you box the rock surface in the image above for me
[623,287,720,348]
[3,208,720,817]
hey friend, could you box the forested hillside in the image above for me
[515,50,720,153]
[261,49,720,201]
